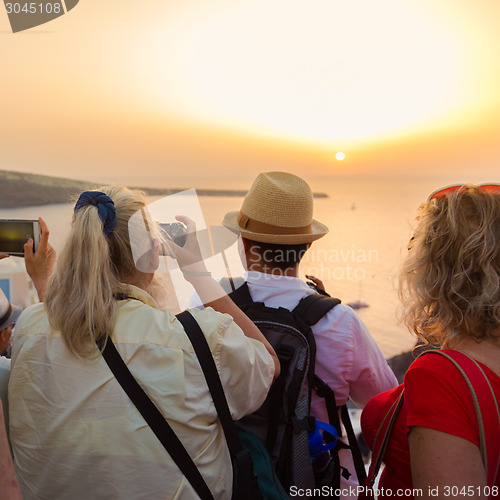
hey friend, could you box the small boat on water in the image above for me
[347,300,369,310]
[347,281,369,309]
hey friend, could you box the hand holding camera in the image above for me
[24,217,56,301]
[162,216,210,279]
[0,219,40,256]
[159,222,187,248]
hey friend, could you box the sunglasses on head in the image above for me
[427,183,500,202]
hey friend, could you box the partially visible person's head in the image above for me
[242,238,310,273]
[0,289,21,355]
[399,183,500,346]
[0,325,13,355]
[223,172,328,273]
[45,186,154,358]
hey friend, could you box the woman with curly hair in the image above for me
[361,183,500,498]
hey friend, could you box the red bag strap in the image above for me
[364,384,405,489]
[427,349,500,488]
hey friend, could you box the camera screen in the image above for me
[0,220,36,255]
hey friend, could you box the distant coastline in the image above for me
[0,169,327,208]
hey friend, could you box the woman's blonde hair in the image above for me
[399,184,500,346]
[45,186,149,358]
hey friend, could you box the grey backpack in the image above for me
[223,279,345,493]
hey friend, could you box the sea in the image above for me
[1,174,491,359]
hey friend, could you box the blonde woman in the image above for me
[361,184,500,498]
[10,187,279,500]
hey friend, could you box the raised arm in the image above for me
[166,216,280,380]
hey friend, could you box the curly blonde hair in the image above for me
[399,184,500,346]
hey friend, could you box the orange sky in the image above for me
[1,0,499,188]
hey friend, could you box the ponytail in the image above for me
[45,186,147,358]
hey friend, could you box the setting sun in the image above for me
[1,0,499,180]
[336,152,345,161]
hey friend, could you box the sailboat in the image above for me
[347,281,369,310]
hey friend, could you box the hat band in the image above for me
[0,303,12,327]
[237,211,313,236]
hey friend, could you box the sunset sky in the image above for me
[1,0,499,189]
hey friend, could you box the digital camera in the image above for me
[158,222,187,248]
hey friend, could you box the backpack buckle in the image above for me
[313,375,333,399]
[291,415,316,434]
[276,344,294,362]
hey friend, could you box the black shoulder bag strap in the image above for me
[100,336,214,500]
[176,310,262,500]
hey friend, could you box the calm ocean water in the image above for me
[1,174,489,358]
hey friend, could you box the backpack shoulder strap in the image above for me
[425,349,500,487]
[223,279,254,306]
[223,279,341,324]
[292,294,341,326]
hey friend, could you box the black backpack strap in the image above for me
[226,280,254,306]
[341,405,367,484]
[313,375,342,436]
[292,294,341,326]
[100,336,214,500]
[176,311,261,500]
[219,277,247,296]
[226,280,342,324]
[313,375,367,485]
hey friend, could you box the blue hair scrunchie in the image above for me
[74,191,117,236]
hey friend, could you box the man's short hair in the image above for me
[246,239,309,271]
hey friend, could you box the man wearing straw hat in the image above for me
[223,171,397,494]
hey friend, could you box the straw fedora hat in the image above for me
[223,172,328,244]
[0,288,22,331]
